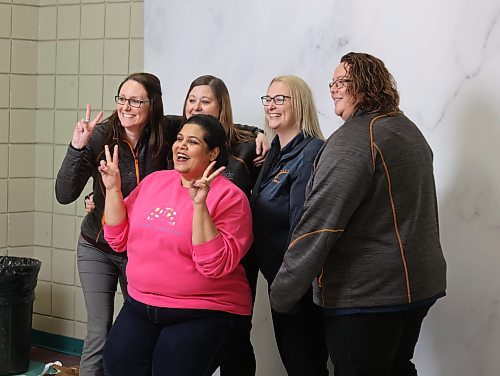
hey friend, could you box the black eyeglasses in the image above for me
[328,79,352,90]
[115,95,151,108]
[260,95,291,106]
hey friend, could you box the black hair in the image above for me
[182,114,229,170]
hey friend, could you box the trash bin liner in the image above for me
[0,256,41,376]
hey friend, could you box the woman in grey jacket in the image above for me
[55,73,169,376]
[270,53,447,375]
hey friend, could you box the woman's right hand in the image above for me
[71,104,104,149]
[99,145,121,192]
[84,193,95,214]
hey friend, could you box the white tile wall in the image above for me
[0,0,144,342]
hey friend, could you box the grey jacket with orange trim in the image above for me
[270,111,447,312]
[55,120,171,252]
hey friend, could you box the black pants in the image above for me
[219,251,258,376]
[271,289,329,376]
[324,305,432,376]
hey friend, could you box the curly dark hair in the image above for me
[341,52,400,114]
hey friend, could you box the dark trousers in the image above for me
[323,305,432,376]
[103,297,245,376]
[219,251,258,376]
[271,289,329,376]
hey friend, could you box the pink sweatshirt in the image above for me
[104,170,253,315]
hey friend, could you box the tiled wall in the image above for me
[0,0,143,340]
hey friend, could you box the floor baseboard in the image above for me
[31,330,83,357]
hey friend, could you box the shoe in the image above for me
[52,364,80,375]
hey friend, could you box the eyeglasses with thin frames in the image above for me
[328,79,352,90]
[115,95,151,108]
[260,95,291,106]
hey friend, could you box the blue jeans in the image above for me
[103,296,246,376]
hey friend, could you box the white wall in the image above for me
[145,1,500,374]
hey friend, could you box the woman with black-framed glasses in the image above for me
[251,75,329,375]
[55,72,170,376]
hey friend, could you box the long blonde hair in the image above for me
[265,75,324,140]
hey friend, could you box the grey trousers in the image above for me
[77,236,128,376]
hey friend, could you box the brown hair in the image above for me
[182,75,255,145]
[340,52,400,114]
[104,72,166,159]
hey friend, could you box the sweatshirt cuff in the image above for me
[103,218,128,237]
[192,233,225,256]
[68,142,86,153]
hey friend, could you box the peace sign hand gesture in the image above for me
[189,162,226,205]
[71,104,104,149]
[99,145,121,192]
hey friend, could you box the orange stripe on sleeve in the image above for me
[288,228,344,250]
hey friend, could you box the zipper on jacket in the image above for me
[123,139,142,186]
[317,268,326,306]
[317,268,324,288]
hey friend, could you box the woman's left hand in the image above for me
[189,162,226,205]
[253,132,270,166]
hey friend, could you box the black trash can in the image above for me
[0,256,41,376]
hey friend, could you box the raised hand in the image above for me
[99,145,121,192]
[189,162,226,205]
[71,104,104,149]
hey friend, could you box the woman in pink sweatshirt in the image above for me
[100,114,253,376]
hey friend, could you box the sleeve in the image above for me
[192,188,253,278]
[234,122,264,136]
[103,181,143,252]
[269,129,374,312]
[55,143,94,205]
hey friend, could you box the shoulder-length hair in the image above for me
[103,72,165,159]
[340,52,400,114]
[265,75,324,140]
[182,75,255,145]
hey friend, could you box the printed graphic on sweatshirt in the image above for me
[146,207,177,226]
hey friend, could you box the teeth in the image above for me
[123,114,134,118]
[270,113,281,117]
[177,153,189,160]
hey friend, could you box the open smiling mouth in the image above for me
[176,153,190,161]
